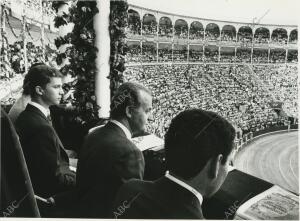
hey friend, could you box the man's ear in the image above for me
[125,106,132,119]
[35,86,44,96]
[208,154,223,179]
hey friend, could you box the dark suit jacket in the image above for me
[1,107,40,217]
[112,177,204,219]
[76,121,145,218]
[15,104,75,198]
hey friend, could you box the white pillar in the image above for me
[94,0,110,118]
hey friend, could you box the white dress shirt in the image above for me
[110,119,132,140]
[165,171,203,205]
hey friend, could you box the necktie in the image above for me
[47,114,52,125]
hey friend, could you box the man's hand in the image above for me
[46,197,55,206]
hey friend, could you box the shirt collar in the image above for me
[165,171,203,205]
[110,119,132,140]
[29,101,50,118]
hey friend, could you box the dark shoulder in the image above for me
[118,179,153,198]
[17,106,43,121]
[124,178,149,188]
[114,179,153,206]
[89,124,139,151]
[16,109,51,136]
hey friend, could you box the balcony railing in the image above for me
[126,31,298,49]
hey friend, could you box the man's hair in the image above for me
[165,109,235,180]
[110,82,151,120]
[23,63,62,97]
[23,62,44,95]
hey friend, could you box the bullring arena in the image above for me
[235,130,298,194]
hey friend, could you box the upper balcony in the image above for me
[127,6,298,49]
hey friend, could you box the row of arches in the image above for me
[128,9,298,43]
[126,41,298,64]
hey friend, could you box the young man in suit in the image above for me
[76,82,152,218]
[112,109,236,219]
[15,64,76,198]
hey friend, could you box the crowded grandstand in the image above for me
[125,5,298,149]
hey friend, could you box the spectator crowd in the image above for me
[124,64,297,140]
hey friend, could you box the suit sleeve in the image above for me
[30,125,75,187]
[113,142,145,183]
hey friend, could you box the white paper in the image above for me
[235,185,299,220]
[131,134,164,152]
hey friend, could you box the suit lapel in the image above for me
[26,104,69,159]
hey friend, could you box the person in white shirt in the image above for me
[112,109,236,219]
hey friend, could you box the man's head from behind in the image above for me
[165,109,235,197]
[110,82,152,136]
[23,63,63,107]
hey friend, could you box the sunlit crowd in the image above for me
[124,64,297,139]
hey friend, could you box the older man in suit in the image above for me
[15,64,76,199]
[76,82,152,218]
[112,109,236,219]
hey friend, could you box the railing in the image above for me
[234,124,298,155]
[125,61,298,67]
[126,32,298,49]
